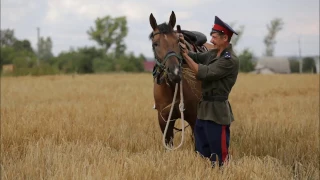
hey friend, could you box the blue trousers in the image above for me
[194,119,230,166]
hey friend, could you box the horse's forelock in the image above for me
[149,23,174,40]
[158,23,174,34]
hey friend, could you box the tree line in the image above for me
[0,16,317,76]
[1,16,145,76]
[231,18,317,73]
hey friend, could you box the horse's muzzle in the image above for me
[168,66,182,83]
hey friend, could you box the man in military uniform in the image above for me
[179,16,239,166]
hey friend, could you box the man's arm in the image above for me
[179,33,212,64]
[196,57,236,81]
[187,51,212,64]
[182,53,199,74]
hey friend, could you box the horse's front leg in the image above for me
[184,109,197,150]
[158,112,176,147]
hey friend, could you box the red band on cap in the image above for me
[212,24,232,38]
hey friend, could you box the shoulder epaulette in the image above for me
[224,51,231,59]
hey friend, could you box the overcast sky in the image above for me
[2,0,319,58]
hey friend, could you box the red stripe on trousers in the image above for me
[221,126,228,162]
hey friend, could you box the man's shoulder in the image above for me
[200,48,217,55]
[221,50,238,61]
[223,51,232,59]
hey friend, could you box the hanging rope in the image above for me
[162,25,189,150]
[162,79,185,150]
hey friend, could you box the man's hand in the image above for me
[178,33,188,57]
[177,33,198,74]
[178,33,185,43]
[179,42,188,57]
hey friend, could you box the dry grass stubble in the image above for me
[1,73,319,179]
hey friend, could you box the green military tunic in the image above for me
[188,44,239,125]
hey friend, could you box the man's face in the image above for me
[210,32,228,50]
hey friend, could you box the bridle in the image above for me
[151,32,183,71]
[151,30,191,151]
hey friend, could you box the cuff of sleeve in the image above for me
[196,64,207,80]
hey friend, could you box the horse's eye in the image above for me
[153,42,158,47]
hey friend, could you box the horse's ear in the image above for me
[169,11,176,29]
[149,13,157,30]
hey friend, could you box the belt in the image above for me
[202,95,228,102]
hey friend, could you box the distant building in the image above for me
[143,58,156,72]
[251,57,291,74]
[2,64,14,73]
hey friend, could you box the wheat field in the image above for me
[1,73,319,180]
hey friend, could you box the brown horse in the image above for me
[149,11,213,147]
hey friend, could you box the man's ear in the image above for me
[223,34,229,42]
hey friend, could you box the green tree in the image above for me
[0,47,15,65]
[0,29,58,76]
[117,53,144,72]
[264,18,284,56]
[9,50,38,76]
[54,46,104,74]
[135,54,145,72]
[12,51,37,69]
[54,51,78,73]
[13,39,34,53]
[37,37,53,61]
[0,29,16,47]
[302,57,316,73]
[93,56,115,72]
[288,57,300,73]
[239,48,255,72]
[0,30,37,72]
[76,47,104,73]
[87,16,128,56]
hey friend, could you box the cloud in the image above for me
[45,1,151,23]
[45,0,218,23]
[43,0,212,56]
[2,0,39,23]
[2,0,319,57]
[118,2,157,22]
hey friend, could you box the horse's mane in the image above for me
[149,23,174,40]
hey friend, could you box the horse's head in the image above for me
[149,11,182,84]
